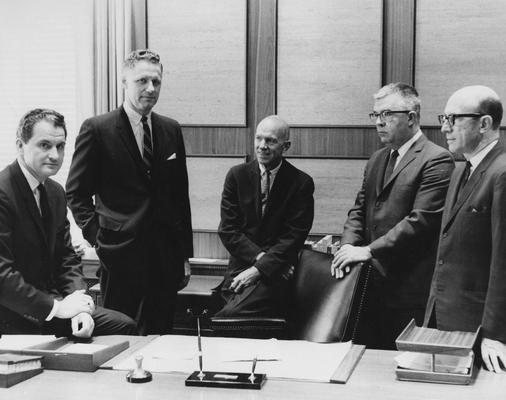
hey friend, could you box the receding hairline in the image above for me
[256,115,290,140]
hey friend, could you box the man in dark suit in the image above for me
[216,115,314,317]
[66,49,193,334]
[424,85,506,373]
[331,83,455,349]
[0,109,136,337]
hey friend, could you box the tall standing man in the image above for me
[0,109,136,337]
[331,83,455,349]
[425,85,506,373]
[216,115,314,317]
[66,49,193,334]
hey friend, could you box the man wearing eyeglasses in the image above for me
[424,85,506,373]
[66,49,193,334]
[331,82,455,349]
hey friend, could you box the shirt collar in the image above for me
[259,159,283,176]
[467,140,498,172]
[17,158,42,192]
[123,101,151,125]
[395,129,423,160]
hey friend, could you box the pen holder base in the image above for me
[185,370,266,389]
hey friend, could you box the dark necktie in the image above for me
[261,170,271,216]
[38,183,51,237]
[455,161,472,201]
[383,150,399,187]
[141,115,153,173]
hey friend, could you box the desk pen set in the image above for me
[185,311,266,389]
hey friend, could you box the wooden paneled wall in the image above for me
[145,0,505,258]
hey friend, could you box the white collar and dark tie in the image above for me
[123,101,153,159]
[259,160,282,215]
[18,160,44,213]
[17,160,51,236]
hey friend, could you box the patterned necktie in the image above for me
[141,115,153,173]
[38,183,51,237]
[261,170,271,216]
[383,150,399,187]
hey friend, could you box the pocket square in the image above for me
[167,153,177,160]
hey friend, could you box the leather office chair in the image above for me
[210,248,371,342]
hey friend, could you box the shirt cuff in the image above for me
[45,299,59,321]
[255,251,266,261]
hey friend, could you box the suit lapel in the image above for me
[151,113,177,166]
[116,107,150,180]
[375,148,390,197]
[10,162,49,247]
[44,183,57,253]
[443,145,503,231]
[263,160,289,219]
[248,161,261,220]
[380,136,425,193]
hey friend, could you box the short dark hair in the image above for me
[123,49,163,73]
[478,96,503,130]
[17,108,67,143]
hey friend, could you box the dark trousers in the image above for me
[354,282,425,350]
[0,306,136,336]
[215,278,290,318]
[43,306,137,337]
[99,233,180,336]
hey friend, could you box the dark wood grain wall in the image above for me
[143,0,420,258]
[145,0,506,259]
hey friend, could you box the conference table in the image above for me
[2,340,505,400]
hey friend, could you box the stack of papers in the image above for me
[395,351,473,374]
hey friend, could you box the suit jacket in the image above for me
[218,159,314,286]
[66,107,193,283]
[341,134,455,309]
[425,143,506,342]
[0,161,85,331]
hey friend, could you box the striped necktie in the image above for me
[141,115,153,173]
[261,169,271,215]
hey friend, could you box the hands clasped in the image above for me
[331,244,372,279]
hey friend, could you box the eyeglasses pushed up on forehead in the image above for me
[129,49,161,62]
[368,110,412,122]
[437,113,484,127]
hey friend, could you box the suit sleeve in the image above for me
[0,191,54,323]
[368,151,454,258]
[482,169,506,342]
[65,118,100,246]
[174,125,193,259]
[254,176,315,278]
[53,211,87,296]
[218,169,263,265]
[341,164,368,246]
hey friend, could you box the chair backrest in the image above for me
[291,249,370,343]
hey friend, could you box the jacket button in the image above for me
[442,233,448,238]
[438,259,444,265]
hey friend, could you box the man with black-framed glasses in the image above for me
[331,82,455,349]
[425,85,506,373]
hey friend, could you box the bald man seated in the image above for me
[216,115,314,317]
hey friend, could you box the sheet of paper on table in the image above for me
[113,335,352,382]
[0,335,58,350]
